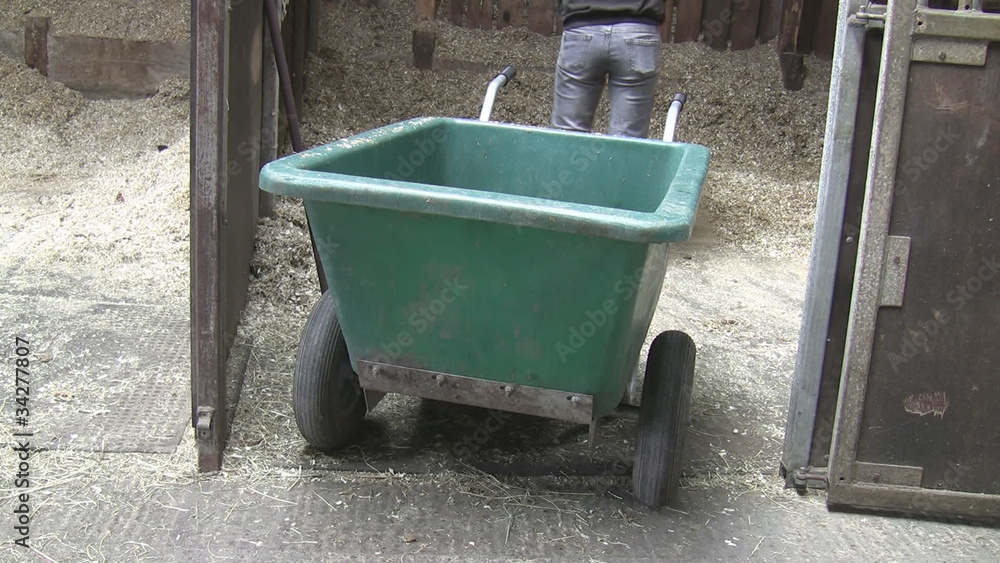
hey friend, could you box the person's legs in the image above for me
[552,26,609,133]
[607,23,661,138]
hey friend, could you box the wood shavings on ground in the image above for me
[302,0,830,256]
[0,54,190,302]
[2,0,189,43]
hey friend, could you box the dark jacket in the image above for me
[560,0,665,29]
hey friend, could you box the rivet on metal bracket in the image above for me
[196,407,215,441]
[879,236,911,308]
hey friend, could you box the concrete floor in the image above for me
[7,467,999,562]
[3,216,998,562]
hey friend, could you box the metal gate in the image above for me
[783,0,1000,520]
[191,0,265,472]
[190,0,314,472]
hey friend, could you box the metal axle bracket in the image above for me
[357,361,595,425]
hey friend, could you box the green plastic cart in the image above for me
[259,67,710,508]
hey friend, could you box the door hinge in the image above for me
[196,406,215,441]
[793,467,829,490]
[850,2,887,28]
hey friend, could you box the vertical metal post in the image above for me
[308,0,321,52]
[259,17,279,218]
[828,0,917,492]
[191,0,230,472]
[781,0,866,484]
[24,17,50,76]
[264,0,328,293]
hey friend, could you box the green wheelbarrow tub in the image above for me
[260,117,710,417]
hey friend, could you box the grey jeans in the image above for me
[551,23,662,138]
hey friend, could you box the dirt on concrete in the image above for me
[0,45,193,507]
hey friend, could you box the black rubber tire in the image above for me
[293,291,367,450]
[632,330,697,508]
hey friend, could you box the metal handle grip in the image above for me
[662,92,688,143]
[479,65,517,122]
[671,92,686,111]
[499,65,517,82]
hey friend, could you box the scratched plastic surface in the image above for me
[260,117,709,414]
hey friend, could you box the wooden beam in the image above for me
[730,0,761,50]
[674,0,703,43]
[813,0,839,59]
[779,51,805,90]
[48,36,188,95]
[290,0,309,113]
[527,0,555,35]
[660,0,676,42]
[701,0,732,51]
[497,0,524,27]
[417,0,437,21]
[449,0,466,25]
[260,14,280,218]
[413,29,436,69]
[24,16,50,76]
[308,0,321,52]
[467,0,494,29]
[757,0,782,43]
[797,0,823,53]
[778,0,804,53]
[191,0,229,474]
[777,0,806,90]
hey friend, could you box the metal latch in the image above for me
[196,406,215,440]
[850,2,887,28]
[793,467,829,490]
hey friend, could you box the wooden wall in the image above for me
[419,0,837,56]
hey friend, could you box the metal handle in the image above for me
[499,65,517,82]
[662,92,687,143]
[479,65,517,122]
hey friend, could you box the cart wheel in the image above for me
[632,330,696,508]
[294,291,366,450]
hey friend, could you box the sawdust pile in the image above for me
[1,0,189,43]
[0,54,190,302]
[298,0,830,255]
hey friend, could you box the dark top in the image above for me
[560,0,665,29]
